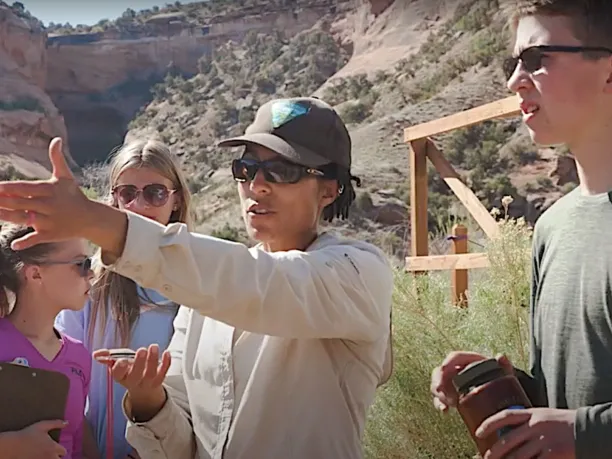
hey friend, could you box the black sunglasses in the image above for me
[112,184,176,208]
[231,158,330,184]
[39,258,93,277]
[503,45,612,80]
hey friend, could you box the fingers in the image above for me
[109,345,166,390]
[10,230,52,251]
[440,351,489,370]
[0,195,51,214]
[0,209,30,225]
[431,351,488,410]
[142,345,160,381]
[92,349,111,362]
[433,396,448,412]
[151,350,172,387]
[476,409,532,439]
[483,423,535,459]
[111,359,132,382]
[55,442,68,456]
[495,354,515,375]
[0,180,54,198]
[33,419,68,432]
[49,138,74,181]
[125,348,148,381]
[430,365,456,407]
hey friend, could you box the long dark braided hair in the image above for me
[321,166,362,222]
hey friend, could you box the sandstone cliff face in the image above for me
[0,4,74,177]
[45,6,340,164]
[45,35,212,164]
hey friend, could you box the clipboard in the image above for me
[0,363,70,442]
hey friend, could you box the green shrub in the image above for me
[340,101,372,124]
[0,165,26,181]
[0,97,45,113]
[211,222,246,243]
[364,216,532,458]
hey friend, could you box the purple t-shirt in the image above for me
[0,318,91,458]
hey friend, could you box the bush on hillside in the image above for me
[0,165,26,181]
[0,97,45,113]
[364,212,532,458]
[211,222,249,244]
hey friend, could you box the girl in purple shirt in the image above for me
[0,224,93,458]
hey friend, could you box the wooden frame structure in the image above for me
[404,95,521,305]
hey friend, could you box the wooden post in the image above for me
[409,139,428,272]
[451,224,468,307]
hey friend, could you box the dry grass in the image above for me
[363,208,532,458]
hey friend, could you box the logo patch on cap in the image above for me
[271,100,309,128]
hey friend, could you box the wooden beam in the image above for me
[405,253,490,271]
[404,95,521,142]
[425,139,500,239]
[451,224,468,307]
[409,139,428,271]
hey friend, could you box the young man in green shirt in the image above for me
[431,1,612,458]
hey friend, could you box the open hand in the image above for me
[94,344,170,395]
[94,343,170,421]
[477,408,576,458]
[0,419,68,458]
[0,137,93,250]
[430,351,514,412]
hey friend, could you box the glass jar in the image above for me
[452,358,532,456]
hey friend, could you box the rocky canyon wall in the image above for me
[44,4,342,165]
[0,0,352,172]
[0,4,75,177]
[45,36,212,164]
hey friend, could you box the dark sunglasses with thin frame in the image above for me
[112,184,176,207]
[503,45,612,80]
[231,157,334,184]
[38,258,93,277]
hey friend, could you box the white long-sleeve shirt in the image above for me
[104,212,394,459]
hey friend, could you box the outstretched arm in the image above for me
[97,212,393,341]
[0,138,392,340]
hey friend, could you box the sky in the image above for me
[20,0,200,26]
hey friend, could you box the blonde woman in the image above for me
[55,139,193,459]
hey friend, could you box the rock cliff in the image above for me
[44,3,345,164]
[0,3,75,177]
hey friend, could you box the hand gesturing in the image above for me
[0,137,93,249]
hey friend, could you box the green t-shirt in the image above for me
[529,187,612,458]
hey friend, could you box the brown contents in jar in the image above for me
[452,358,532,456]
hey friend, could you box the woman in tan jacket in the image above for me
[0,97,393,459]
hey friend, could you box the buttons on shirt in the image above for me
[163,284,172,293]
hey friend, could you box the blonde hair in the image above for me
[88,139,193,347]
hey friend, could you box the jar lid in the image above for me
[452,358,506,395]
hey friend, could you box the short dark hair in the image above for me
[502,0,612,48]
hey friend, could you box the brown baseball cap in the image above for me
[217,97,352,169]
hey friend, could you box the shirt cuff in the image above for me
[100,211,165,284]
[122,389,175,439]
